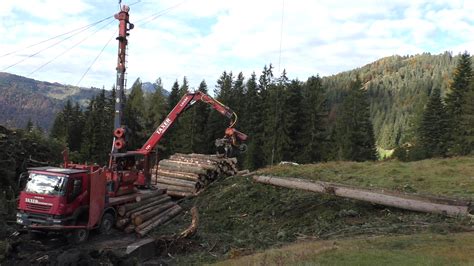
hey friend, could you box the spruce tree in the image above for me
[458,82,474,154]
[418,87,449,157]
[282,79,304,161]
[123,78,146,150]
[445,52,473,154]
[242,73,266,169]
[206,72,234,153]
[298,75,328,163]
[145,78,168,138]
[161,80,180,156]
[191,80,211,153]
[334,77,377,161]
[173,77,193,153]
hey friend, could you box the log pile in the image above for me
[151,153,238,197]
[115,189,183,237]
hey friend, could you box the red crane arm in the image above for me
[137,91,236,154]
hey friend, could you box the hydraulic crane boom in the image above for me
[137,91,247,155]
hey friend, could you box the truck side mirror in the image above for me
[18,172,28,190]
[72,179,82,198]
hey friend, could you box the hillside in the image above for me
[0,52,468,146]
[3,155,474,264]
[323,52,462,149]
[147,156,474,265]
[0,72,101,130]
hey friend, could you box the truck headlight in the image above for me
[17,218,23,224]
[52,219,62,223]
[16,212,22,218]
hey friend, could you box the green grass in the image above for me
[377,147,394,159]
[155,157,474,265]
[257,156,474,199]
[218,232,474,265]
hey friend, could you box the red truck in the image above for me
[16,5,247,243]
[16,90,247,243]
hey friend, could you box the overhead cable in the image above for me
[134,0,188,26]
[1,18,114,72]
[76,29,118,86]
[28,19,116,76]
[0,16,114,59]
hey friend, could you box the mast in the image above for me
[112,4,134,154]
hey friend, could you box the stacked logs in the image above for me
[115,189,183,237]
[151,153,238,197]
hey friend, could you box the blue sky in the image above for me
[1,0,473,91]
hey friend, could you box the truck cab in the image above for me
[17,167,91,227]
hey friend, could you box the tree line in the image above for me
[50,65,377,169]
[396,52,474,161]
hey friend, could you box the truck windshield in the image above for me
[25,173,68,196]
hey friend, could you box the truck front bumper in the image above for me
[16,211,69,227]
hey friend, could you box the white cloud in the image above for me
[1,0,473,90]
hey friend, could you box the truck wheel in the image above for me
[67,228,89,244]
[99,213,114,235]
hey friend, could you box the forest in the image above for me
[43,51,473,170]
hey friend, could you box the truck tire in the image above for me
[67,228,89,244]
[99,213,114,235]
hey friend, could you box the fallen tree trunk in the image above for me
[155,182,197,193]
[118,193,168,216]
[163,159,217,170]
[158,161,209,175]
[253,175,472,217]
[135,189,166,202]
[125,194,170,217]
[129,197,171,219]
[133,201,176,226]
[153,175,199,188]
[166,190,194,198]
[154,169,200,181]
[136,205,183,237]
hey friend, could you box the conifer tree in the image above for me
[242,73,266,169]
[457,82,474,154]
[418,87,449,157]
[334,77,377,161]
[80,89,113,164]
[168,80,181,110]
[173,77,193,153]
[145,78,168,138]
[123,78,146,150]
[298,75,328,163]
[445,52,473,154]
[263,70,290,164]
[282,79,304,161]
[191,80,211,153]
[206,72,234,153]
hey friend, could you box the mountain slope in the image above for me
[0,72,101,130]
[322,52,461,149]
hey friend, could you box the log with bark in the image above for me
[136,205,183,237]
[133,201,176,226]
[152,153,240,198]
[253,175,473,217]
[118,191,169,216]
[128,196,171,219]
